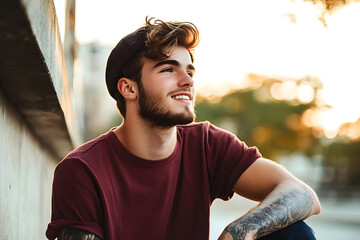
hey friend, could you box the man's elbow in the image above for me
[294,180,322,217]
[305,184,321,217]
[312,195,322,216]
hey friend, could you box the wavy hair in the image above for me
[143,17,200,61]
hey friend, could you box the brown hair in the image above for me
[116,17,200,118]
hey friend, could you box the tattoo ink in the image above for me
[224,186,314,240]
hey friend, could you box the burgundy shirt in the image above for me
[46,122,261,240]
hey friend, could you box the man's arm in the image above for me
[57,228,102,240]
[218,158,321,240]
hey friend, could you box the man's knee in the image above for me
[259,221,316,240]
[285,221,316,240]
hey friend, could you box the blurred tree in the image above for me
[321,139,360,196]
[304,0,348,11]
[338,119,360,141]
[319,119,360,195]
[303,0,360,26]
[195,88,319,160]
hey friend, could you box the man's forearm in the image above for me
[219,182,320,240]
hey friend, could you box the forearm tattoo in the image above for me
[225,186,314,240]
[57,228,102,240]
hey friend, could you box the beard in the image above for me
[138,82,195,128]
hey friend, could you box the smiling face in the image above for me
[137,46,196,127]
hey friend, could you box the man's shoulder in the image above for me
[64,130,116,163]
[55,130,118,177]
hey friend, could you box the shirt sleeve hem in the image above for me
[46,220,103,240]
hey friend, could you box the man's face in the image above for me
[137,46,196,127]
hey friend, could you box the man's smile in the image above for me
[171,92,193,103]
[170,90,193,102]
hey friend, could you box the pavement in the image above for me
[210,195,360,240]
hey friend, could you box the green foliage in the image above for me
[196,90,319,159]
[322,140,360,189]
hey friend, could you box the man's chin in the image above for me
[156,112,195,128]
[167,112,195,126]
[176,116,195,126]
[139,104,196,127]
[176,109,195,123]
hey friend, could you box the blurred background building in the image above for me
[77,42,118,140]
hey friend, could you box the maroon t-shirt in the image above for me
[46,122,261,240]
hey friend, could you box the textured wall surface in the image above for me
[0,0,80,239]
[0,88,56,239]
[0,0,81,160]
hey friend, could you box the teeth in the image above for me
[173,95,190,100]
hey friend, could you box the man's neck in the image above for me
[113,118,177,161]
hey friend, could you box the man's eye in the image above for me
[187,72,194,78]
[161,68,173,73]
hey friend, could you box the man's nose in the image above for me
[178,70,194,88]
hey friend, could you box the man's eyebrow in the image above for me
[153,60,195,71]
[153,60,180,69]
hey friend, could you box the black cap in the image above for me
[105,27,148,100]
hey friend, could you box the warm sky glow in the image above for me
[55,0,360,137]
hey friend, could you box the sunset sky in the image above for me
[55,0,360,138]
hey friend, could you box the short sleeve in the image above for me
[205,123,261,202]
[46,158,104,240]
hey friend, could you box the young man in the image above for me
[46,18,321,240]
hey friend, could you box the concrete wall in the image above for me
[0,0,80,239]
[0,88,56,239]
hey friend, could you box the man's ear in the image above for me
[117,78,137,100]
